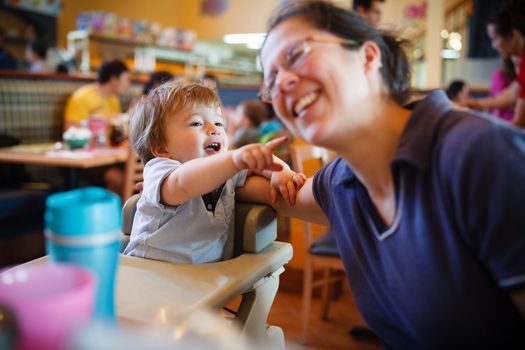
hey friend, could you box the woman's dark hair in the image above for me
[262,0,411,106]
[97,59,128,84]
[501,56,516,82]
[446,80,466,101]
[488,0,525,38]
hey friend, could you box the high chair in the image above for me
[289,144,347,343]
[118,194,292,348]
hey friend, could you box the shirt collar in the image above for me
[394,90,453,171]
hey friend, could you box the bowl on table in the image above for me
[64,138,90,150]
[63,126,92,150]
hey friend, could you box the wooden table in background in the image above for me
[0,143,129,188]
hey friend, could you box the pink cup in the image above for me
[0,263,96,350]
[87,116,108,147]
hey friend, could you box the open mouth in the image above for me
[205,142,222,153]
[293,91,320,117]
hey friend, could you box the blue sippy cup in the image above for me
[45,187,122,322]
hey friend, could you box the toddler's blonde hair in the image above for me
[129,80,222,163]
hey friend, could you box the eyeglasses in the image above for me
[258,36,359,103]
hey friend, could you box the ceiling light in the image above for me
[223,33,266,49]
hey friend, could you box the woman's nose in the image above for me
[275,68,299,96]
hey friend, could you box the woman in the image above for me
[258,1,525,348]
[463,0,525,127]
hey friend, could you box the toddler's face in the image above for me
[154,105,228,162]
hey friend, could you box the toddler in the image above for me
[124,81,305,264]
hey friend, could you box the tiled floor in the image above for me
[268,279,383,350]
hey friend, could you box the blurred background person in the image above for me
[462,1,524,127]
[446,80,470,105]
[64,59,130,130]
[200,73,219,92]
[231,100,266,148]
[490,57,517,121]
[260,104,283,135]
[0,26,17,70]
[25,40,49,73]
[64,59,131,196]
[353,0,385,27]
[143,70,174,95]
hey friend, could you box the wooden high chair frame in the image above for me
[121,147,144,203]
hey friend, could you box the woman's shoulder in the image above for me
[435,109,523,173]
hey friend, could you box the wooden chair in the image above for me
[121,146,144,203]
[289,144,347,343]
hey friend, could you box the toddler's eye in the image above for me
[215,122,224,127]
[190,121,202,127]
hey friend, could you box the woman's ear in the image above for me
[359,41,382,73]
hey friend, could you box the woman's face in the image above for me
[487,23,516,57]
[260,17,374,147]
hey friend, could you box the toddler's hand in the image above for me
[270,169,306,205]
[232,136,288,173]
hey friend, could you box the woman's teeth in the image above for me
[294,92,319,115]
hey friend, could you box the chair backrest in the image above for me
[289,144,336,249]
[289,144,336,175]
[122,147,144,203]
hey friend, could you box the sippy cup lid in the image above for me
[45,187,121,236]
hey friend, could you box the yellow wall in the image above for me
[58,0,278,48]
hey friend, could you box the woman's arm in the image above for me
[464,81,519,110]
[236,175,328,225]
[511,98,525,127]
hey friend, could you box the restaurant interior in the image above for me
[0,0,513,349]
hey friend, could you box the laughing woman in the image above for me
[258,1,525,348]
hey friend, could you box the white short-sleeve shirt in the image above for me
[124,157,248,264]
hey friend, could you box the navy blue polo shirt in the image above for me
[313,90,525,349]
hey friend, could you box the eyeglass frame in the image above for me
[258,35,360,103]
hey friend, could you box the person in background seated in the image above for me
[123,81,305,264]
[352,0,384,27]
[260,103,283,135]
[445,80,470,105]
[25,40,49,73]
[0,26,17,70]
[231,100,266,148]
[490,57,517,121]
[258,1,525,347]
[143,71,174,95]
[463,1,525,127]
[200,73,219,92]
[64,59,131,195]
[64,59,130,130]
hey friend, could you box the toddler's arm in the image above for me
[160,137,288,206]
